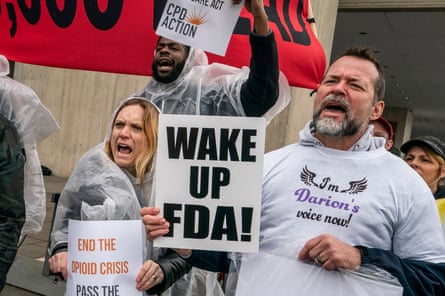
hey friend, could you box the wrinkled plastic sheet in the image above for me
[235,252,403,296]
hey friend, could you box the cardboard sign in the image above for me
[67,220,144,296]
[154,114,266,253]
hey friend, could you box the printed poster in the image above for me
[67,220,144,296]
[154,114,266,253]
[156,0,244,55]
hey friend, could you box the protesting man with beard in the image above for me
[145,46,445,295]
[134,0,290,120]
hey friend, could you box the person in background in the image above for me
[400,135,445,223]
[144,46,445,296]
[371,116,394,150]
[48,97,190,295]
[0,55,59,292]
[0,103,24,293]
[138,0,290,294]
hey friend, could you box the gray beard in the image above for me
[315,117,347,136]
[314,116,363,137]
[313,95,363,137]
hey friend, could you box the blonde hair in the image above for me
[104,98,159,183]
[415,145,445,187]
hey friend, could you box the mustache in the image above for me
[314,94,351,117]
[321,94,349,110]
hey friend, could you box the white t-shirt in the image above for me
[259,122,445,262]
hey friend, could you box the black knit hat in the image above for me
[400,136,445,160]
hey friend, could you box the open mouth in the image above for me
[117,143,132,154]
[320,95,349,115]
[158,58,173,72]
[323,103,347,113]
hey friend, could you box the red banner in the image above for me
[0,0,325,89]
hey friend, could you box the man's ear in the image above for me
[370,100,385,121]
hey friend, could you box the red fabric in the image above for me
[0,0,325,89]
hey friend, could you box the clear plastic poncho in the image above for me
[50,97,197,295]
[0,55,60,238]
[135,46,291,124]
[50,97,158,257]
[49,143,156,248]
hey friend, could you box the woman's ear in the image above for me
[440,165,445,179]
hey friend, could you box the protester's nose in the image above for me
[119,126,131,138]
[330,81,347,96]
[158,45,170,54]
[407,158,419,168]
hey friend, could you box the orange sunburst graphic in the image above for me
[186,8,208,26]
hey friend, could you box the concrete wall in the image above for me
[12,0,340,178]
[13,64,148,177]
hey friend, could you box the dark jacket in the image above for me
[0,114,26,292]
[434,186,445,199]
[357,246,445,296]
[147,249,192,295]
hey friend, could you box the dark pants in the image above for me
[0,115,26,292]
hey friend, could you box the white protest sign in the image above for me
[155,0,243,56]
[154,114,265,253]
[67,220,144,296]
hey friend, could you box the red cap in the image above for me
[374,116,394,141]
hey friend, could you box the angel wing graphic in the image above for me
[340,177,368,194]
[300,165,318,187]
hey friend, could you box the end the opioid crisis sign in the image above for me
[68,220,144,296]
[154,114,266,253]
